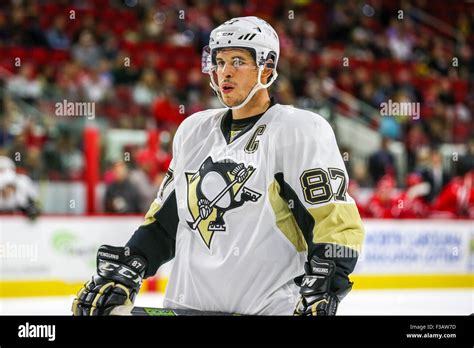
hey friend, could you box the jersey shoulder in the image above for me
[178,108,227,132]
[269,104,335,140]
[173,107,227,147]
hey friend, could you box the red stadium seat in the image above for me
[375,59,391,73]
[120,41,138,52]
[9,47,27,61]
[31,47,49,65]
[154,55,169,71]
[140,42,160,52]
[173,56,189,71]
[51,50,70,62]
[157,45,177,57]
[115,86,132,104]
[452,80,468,103]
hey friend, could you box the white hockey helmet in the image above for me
[0,168,16,188]
[0,156,15,172]
[202,16,280,110]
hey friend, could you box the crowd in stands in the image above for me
[0,0,472,217]
[349,135,474,218]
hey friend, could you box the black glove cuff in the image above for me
[297,256,336,297]
[96,245,147,290]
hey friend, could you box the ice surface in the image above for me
[0,290,472,315]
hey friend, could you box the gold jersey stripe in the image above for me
[143,200,162,225]
[268,180,308,252]
[308,202,365,252]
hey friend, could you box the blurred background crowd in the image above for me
[0,0,473,218]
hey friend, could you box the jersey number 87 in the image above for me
[300,168,348,205]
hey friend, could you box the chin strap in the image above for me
[209,66,278,110]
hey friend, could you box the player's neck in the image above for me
[231,90,271,120]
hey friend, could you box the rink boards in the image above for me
[0,216,472,297]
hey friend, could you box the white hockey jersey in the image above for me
[129,102,365,315]
[0,170,38,212]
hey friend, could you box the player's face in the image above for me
[215,48,258,107]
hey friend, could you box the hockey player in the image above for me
[72,16,365,316]
[0,156,40,220]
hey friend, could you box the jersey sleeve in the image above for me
[272,113,365,293]
[126,130,181,278]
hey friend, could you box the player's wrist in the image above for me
[96,245,147,290]
[294,255,340,316]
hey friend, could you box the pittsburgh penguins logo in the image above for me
[186,157,262,249]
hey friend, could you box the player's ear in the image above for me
[265,59,275,69]
[261,58,274,84]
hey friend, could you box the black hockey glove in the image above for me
[19,199,40,221]
[72,245,147,316]
[293,255,351,316]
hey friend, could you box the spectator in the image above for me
[46,16,70,50]
[129,149,161,212]
[347,26,374,60]
[431,165,474,219]
[20,13,48,47]
[386,19,414,61]
[72,30,103,68]
[428,39,450,76]
[42,132,84,180]
[0,116,14,148]
[140,8,165,41]
[56,61,82,101]
[348,180,367,217]
[152,93,184,129]
[373,72,395,106]
[23,146,44,181]
[0,0,471,219]
[352,161,371,188]
[102,33,119,61]
[0,12,11,44]
[366,175,398,218]
[80,61,113,102]
[111,50,141,85]
[104,161,141,213]
[7,133,29,165]
[296,20,319,54]
[426,103,450,144]
[405,123,430,172]
[6,63,43,103]
[133,69,159,106]
[457,134,474,176]
[395,69,421,102]
[392,173,430,218]
[368,137,396,185]
[58,135,84,180]
[419,147,451,202]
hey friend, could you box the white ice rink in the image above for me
[0,289,472,315]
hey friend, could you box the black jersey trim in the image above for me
[126,190,179,278]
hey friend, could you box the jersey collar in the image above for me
[220,97,276,145]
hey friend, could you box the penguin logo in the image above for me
[186,156,262,249]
